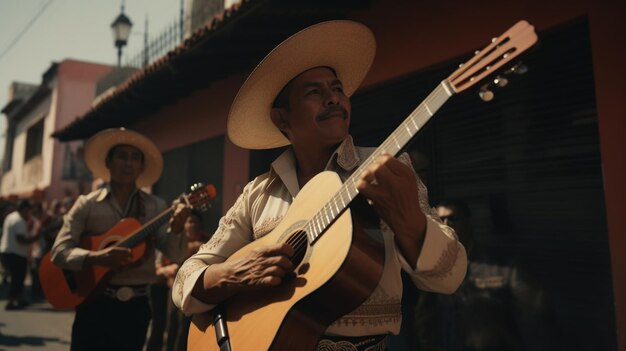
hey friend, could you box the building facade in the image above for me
[1,60,112,202]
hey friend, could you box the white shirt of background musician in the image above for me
[0,211,30,258]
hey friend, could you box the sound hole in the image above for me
[285,230,308,270]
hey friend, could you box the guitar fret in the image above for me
[425,104,434,116]
[393,135,401,150]
[309,216,314,234]
[405,124,413,137]
[315,215,323,236]
[319,212,325,229]
[411,117,419,131]
[324,209,330,227]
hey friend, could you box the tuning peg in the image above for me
[512,62,528,74]
[190,182,205,192]
[493,76,509,88]
[506,61,528,75]
[479,85,494,102]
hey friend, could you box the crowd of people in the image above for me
[0,195,74,309]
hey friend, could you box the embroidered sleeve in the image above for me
[395,152,468,294]
[172,180,255,314]
[253,216,284,239]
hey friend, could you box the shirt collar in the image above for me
[270,135,361,197]
[95,184,141,202]
[327,135,360,172]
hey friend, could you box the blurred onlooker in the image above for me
[0,199,37,310]
[145,209,210,351]
[0,199,17,285]
[436,199,474,255]
[145,249,175,351]
[29,200,66,301]
[28,202,44,301]
[422,199,549,351]
[61,195,76,214]
[42,199,66,251]
[167,210,210,351]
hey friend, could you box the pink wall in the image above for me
[49,60,112,200]
[133,73,250,212]
[348,1,626,348]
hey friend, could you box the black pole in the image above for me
[117,45,122,67]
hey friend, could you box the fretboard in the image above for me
[117,208,174,248]
[306,80,455,244]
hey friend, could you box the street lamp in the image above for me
[111,3,133,67]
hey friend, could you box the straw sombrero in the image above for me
[84,128,163,187]
[227,20,376,150]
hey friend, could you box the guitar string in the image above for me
[281,83,452,259]
[303,83,450,245]
[283,82,453,267]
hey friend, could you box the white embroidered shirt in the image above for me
[173,136,467,336]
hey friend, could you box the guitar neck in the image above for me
[307,80,455,244]
[117,207,174,248]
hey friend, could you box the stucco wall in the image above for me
[132,73,250,214]
[48,60,113,200]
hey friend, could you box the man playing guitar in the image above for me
[50,128,190,351]
[173,20,469,351]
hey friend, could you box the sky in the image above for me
[0,0,185,157]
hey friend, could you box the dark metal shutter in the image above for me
[350,17,614,350]
[154,135,224,234]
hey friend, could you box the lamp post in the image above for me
[111,3,133,67]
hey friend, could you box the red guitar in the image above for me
[188,21,538,351]
[39,183,217,309]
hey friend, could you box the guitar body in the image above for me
[39,218,147,309]
[188,171,385,351]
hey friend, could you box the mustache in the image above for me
[317,106,348,121]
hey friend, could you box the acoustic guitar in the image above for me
[39,183,217,309]
[188,21,538,351]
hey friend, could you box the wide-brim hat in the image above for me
[227,20,376,150]
[84,128,163,188]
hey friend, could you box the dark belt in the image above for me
[317,334,387,351]
[102,284,148,302]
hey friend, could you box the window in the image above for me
[3,125,16,172]
[24,119,44,162]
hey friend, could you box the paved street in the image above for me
[0,280,74,351]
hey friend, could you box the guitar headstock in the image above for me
[447,20,538,94]
[183,183,217,212]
